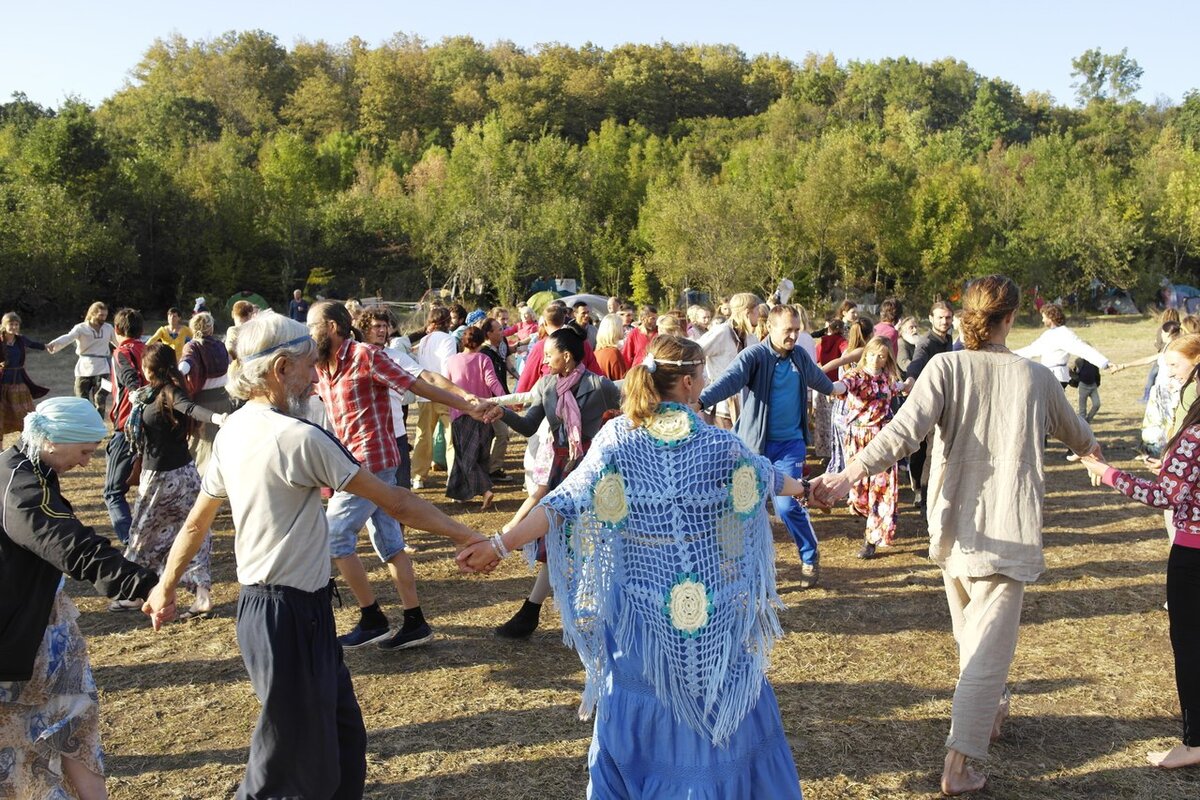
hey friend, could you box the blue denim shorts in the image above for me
[327,466,405,562]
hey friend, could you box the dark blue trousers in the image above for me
[236,583,367,800]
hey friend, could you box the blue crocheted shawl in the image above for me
[538,403,786,746]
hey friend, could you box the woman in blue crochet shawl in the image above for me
[460,335,812,798]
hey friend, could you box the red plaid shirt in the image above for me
[314,339,416,473]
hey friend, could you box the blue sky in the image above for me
[4,0,1195,110]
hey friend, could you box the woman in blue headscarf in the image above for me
[0,397,158,800]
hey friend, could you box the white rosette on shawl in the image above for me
[538,403,786,746]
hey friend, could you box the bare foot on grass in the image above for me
[1147,744,1200,768]
[942,749,987,796]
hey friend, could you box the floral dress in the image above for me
[841,368,907,546]
[0,586,104,799]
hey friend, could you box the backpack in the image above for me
[123,386,159,457]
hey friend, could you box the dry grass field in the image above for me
[19,313,1200,799]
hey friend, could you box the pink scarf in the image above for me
[555,365,586,460]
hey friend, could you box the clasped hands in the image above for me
[465,397,503,424]
[1075,444,1108,487]
[458,534,503,574]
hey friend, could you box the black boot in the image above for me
[495,600,542,639]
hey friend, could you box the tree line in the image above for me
[2,32,1199,320]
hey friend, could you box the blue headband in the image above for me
[24,397,107,444]
[242,334,314,362]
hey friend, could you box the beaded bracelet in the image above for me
[799,478,811,507]
[490,532,510,560]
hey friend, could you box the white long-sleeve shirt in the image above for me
[1014,325,1110,383]
[413,330,458,402]
[47,322,116,377]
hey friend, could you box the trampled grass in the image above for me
[21,312,1200,798]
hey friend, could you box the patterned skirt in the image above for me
[446,416,494,501]
[532,440,590,563]
[809,391,833,458]
[847,425,899,546]
[0,382,35,435]
[825,397,850,474]
[0,590,104,796]
[125,462,211,591]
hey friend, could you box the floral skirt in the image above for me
[0,590,104,797]
[0,382,35,435]
[847,426,899,545]
[126,462,210,591]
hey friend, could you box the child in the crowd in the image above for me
[839,336,912,558]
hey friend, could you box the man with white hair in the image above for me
[145,312,491,800]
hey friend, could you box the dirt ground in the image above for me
[18,314,1200,799]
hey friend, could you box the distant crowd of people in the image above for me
[2,279,1200,799]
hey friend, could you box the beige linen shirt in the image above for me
[853,349,1097,582]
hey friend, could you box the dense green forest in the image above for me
[2,32,1199,318]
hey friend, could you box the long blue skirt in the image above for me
[586,632,802,799]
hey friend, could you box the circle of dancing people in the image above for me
[0,277,1198,799]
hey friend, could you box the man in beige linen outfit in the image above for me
[814,275,1099,795]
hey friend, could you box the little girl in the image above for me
[840,336,912,559]
[1082,332,1200,769]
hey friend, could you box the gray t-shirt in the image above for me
[202,402,360,592]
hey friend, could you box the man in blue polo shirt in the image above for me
[700,304,847,587]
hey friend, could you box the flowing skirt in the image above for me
[825,397,849,474]
[0,382,35,435]
[125,462,211,591]
[0,590,104,798]
[809,391,832,459]
[847,425,899,545]
[446,416,494,501]
[590,629,802,800]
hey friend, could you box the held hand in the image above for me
[810,473,851,506]
[803,479,833,510]
[456,539,501,573]
[142,584,178,631]
[469,401,503,424]
[830,380,848,397]
[211,413,228,426]
[901,377,915,394]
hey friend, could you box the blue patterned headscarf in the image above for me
[23,397,108,460]
[466,309,486,326]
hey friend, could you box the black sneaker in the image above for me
[490,470,514,483]
[857,542,877,560]
[338,623,391,650]
[377,622,434,651]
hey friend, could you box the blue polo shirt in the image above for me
[767,353,804,442]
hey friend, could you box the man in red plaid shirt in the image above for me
[308,301,501,650]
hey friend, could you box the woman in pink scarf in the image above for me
[495,328,621,638]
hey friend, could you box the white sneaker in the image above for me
[411,477,424,489]
[1065,453,1081,462]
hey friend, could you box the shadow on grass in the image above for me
[364,755,586,799]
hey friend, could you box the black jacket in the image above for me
[906,331,954,381]
[0,447,157,681]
